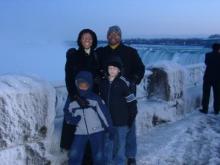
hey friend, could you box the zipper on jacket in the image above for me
[107,82,112,108]
[82,108,89,135]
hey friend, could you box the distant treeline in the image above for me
[65,34,220,48]
[122,38,220,47]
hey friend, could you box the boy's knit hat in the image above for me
[107,25,122,37]
[107,60,122,70]
[75,71,93,97]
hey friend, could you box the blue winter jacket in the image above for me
[66,71,112,135]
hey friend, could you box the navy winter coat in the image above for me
[100,76,137,126]
[96,43,145,85]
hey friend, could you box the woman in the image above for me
[60,29,99,164]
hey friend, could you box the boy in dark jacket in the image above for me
[97,26,145,165]
[66,71,113,165]
[100,61,137,165]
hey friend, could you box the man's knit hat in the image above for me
[107,25,122,37]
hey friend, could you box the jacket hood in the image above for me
[77,29,97,50]
[75,71,93,97]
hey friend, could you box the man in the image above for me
[200,43,220,114]
[97,25,145,165]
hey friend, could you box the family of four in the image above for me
[60,25,145,165]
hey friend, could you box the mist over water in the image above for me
[134,44,208,66]
[0,40,208,82]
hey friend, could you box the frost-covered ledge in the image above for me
[136,62,205,135]
[0,75,56,165]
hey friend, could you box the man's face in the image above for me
[81,33,93,49]
[108,66,120,78]
[107,32,121,46]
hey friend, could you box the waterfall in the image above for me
[132,44,209,66]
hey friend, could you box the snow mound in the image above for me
[137,112,220,165]
[0,75,56,164]
[147,61,185,102]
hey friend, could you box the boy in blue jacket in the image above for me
[100,61,137,165]
[65,71,113,165]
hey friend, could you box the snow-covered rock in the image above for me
[136,62,205,134]
[183,64,206,112]
[147,62,185,102]
[48,84,68,164]
[0,75,56,164]
[0,61,206,164]
[185,63,205,88]
[137,111,220,165]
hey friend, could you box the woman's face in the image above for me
[81,33,93,49]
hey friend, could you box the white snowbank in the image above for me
[137,111,220,165]
[0,60,207,164]
[148,61,185,101]
[0,75,56,164]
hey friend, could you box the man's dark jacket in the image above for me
[97,44,145,85]
[204,51,220,83]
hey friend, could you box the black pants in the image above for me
[202,79,220,113]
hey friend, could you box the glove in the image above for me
[128,115,135,128]
[74,95,89,108]
[107,127,115,141]
[127,103,137,128]
[65,113,81,125]
[129,81,136,94]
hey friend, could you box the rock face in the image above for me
[147,68,170,101]
[147,62,185,102]
[137,62,204,132]
[0,75,56,164]
[146,62,185,119]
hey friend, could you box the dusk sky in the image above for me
[0,0,219,81]
[1,0,220,40]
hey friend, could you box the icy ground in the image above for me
[137,100,220,165]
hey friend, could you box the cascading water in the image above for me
[70,42,208,66]
[131,44,207,114]
[131,44,209,66]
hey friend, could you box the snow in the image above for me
[1,1,219,164]
[148,61,186,101]
[185,63,205,88]
[0,2,216,163]
[137,104,220,165]
[0,64,219,165]
[0,75,56,164]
